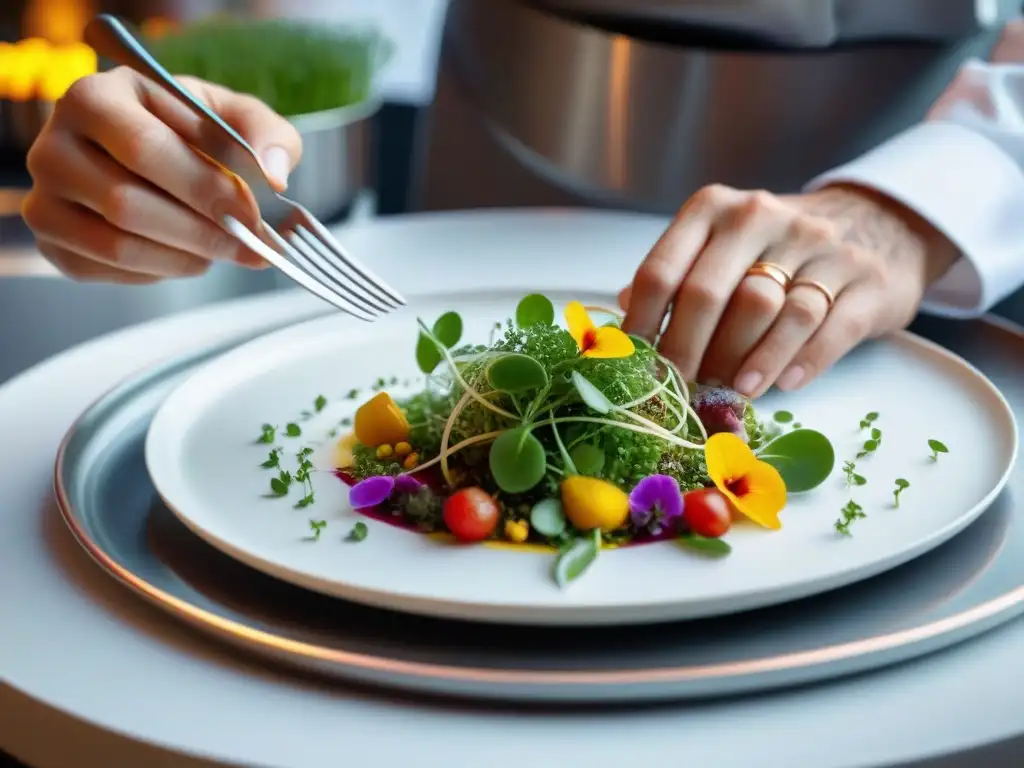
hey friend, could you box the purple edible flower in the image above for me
[349,476,396,509]
[394,474,423,494]
[349,473,422,509]
[691,385,749,443]
[629,474,684,535]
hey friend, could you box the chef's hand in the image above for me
[620,183,959,398]
[22,67,302,283]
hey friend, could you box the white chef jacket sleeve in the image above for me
[804,22,1024,318]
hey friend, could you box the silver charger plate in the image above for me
[55,315,1024,705]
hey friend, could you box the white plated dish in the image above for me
[145,288,1018,626]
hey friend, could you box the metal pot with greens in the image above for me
[147,19,391,224]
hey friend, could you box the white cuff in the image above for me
[805,121,1024,318]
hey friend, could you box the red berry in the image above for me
[682,488,732,538]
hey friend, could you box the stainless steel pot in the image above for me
[1,94,378,225]
[430,0,1000,213]
[265,97,379,225]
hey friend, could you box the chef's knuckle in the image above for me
[682,279,725,310]
[101,184,138,229]
[635,259,679,296]
[734,275,782,317]
[786,292,826,326]
[692,183,732,211]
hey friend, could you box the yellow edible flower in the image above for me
[564,301,634,359]
[705,432,787,529]
[560,475,630,532]
[354,392,410,447]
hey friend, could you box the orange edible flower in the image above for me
[704,432,787,530]
[564,301,634,359]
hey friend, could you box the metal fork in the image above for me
[83,14,404,322]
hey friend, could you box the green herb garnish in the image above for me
[306,519,327,541]
[269,470,292,496]
[294,447,316,508]
[928,439,948,461]
[856,439,879,459]
[553,529,601,587]
[257,423,276,444]
[859,412,879,430]
[773,410,793,424]
[834,500,866,536]
[260,448,282,469]
[285,423,302,437]
[314,395,327,412]
[893,478,910,508]
[842,460,866,487]
[347,521,369,542]
[678,534,731,556]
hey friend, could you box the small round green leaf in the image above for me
[530,498,567,538]
[570,442,605,476]
[489,428,547,493]
[756,428,835,493]
[432,311,463,348]
[773,410,793,424]
[553,531,600,588]
[515,294,555,327]
[486,353,549,393]
[571,371,613,414]
[415,332,442,374]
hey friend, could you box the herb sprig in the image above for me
[892,478,910,508]
[834,500,865,536]
[928,439,948,462]
[842,460,866,487]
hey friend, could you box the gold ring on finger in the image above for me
[746,261,793,291]
[790,278,836,309]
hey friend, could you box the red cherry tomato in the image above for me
[682,488,732,538]
[443,487,500,542]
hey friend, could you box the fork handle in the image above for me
[84,15,265,174]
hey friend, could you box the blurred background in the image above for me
[1,0,1022,383]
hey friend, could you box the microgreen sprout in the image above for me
[269,470,291,496]
[834,500,865,536]
[842,460,866,487]
[294,447,315,508]
[347,521,369,542]
[856,438,879,459]
[893,478,910,508]
[859,411,879,430]
[305,519,326,541]
[260,447,282,469]
[928,439,948,462]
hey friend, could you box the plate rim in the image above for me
[141,293,1020,625]
[51,310,1024,696]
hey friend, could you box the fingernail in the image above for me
[734,371,763,396]
[776,365,805,391]
[261,146,291,187]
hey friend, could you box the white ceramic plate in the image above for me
[145,288,1018,626]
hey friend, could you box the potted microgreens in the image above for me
[146,17,392,223]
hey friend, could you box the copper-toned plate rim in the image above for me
[51,319,1024,691]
